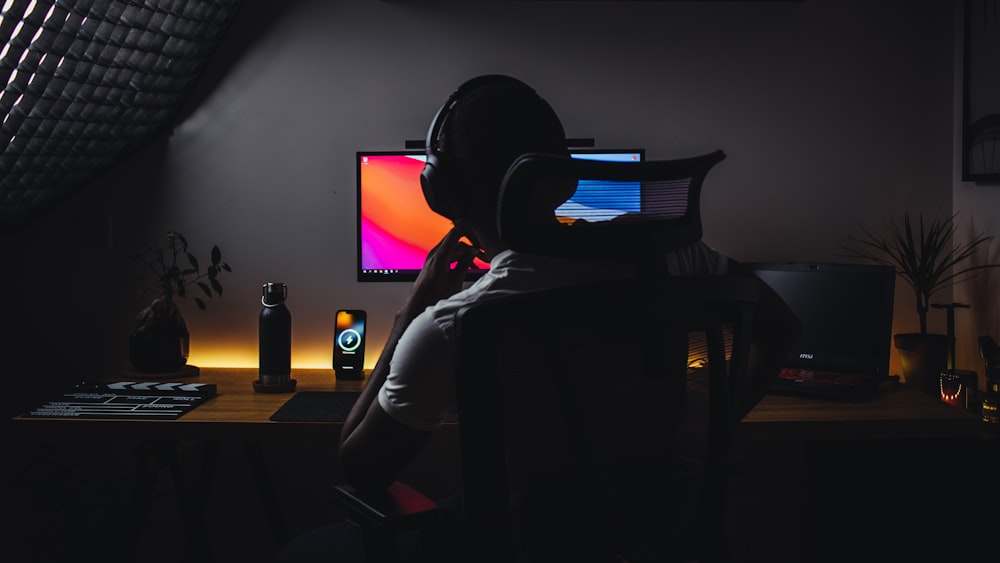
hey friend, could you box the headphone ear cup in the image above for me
[421,151,460,220]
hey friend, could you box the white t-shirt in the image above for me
[377,244,727,432]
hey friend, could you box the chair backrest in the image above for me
[498,150,726,270]
[450,151,755,562]
[454,276,757,563]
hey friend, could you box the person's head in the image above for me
[420,75,569,233]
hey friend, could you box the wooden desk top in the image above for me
[11,368,984,443]
[740,382,982,441]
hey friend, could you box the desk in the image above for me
[10,369,990,563]
[740,382,982,441]
[10,368,364,562]
[13,368,983,441]
[737,384,990,563]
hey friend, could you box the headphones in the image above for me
[420,74,541,220]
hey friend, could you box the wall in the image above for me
[954,0,1000,380]
[0,0,965,396]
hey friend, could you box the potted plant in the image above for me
[129,231,232,373]
[843,212,999,394]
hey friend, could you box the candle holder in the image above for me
[939,369,977,410]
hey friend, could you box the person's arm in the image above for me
[339,227,477,492]
[728,259,802,419]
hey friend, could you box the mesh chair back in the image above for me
[497,150,726,272]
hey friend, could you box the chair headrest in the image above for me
[497,150,726,265]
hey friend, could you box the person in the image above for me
[274,74,800,562]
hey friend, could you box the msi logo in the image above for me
[799,353,814,360]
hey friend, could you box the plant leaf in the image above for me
[135,231,232,311]
[841,211,1000,335]
[197,282,212,297]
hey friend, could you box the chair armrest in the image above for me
[331,481,441,530]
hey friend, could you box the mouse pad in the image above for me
[269,391,361,422]
[270,390,459,423]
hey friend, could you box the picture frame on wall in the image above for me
[963,0,1000,183]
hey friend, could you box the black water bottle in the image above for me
[259,282,291,386]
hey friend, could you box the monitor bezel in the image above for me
[745,261,897,376]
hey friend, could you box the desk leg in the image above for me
[127,442,159,559]
[127,441,216,563]
[180,441,219,563]
[243,441,290,546]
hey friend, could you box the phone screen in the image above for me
[333,309,366,379]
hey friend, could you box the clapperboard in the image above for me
[23,381,217,421]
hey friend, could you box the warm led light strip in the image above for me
[187,349,372,370]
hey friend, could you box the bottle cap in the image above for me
[262,282,287,306]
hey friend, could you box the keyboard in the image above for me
[777,368,867,386]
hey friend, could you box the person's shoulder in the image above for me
[421,271,505,329]
[665,241,729,276]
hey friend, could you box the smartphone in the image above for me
[333,309,366,379]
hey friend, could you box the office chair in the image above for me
[332,151,758,563]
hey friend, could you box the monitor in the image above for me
[746,262,896,376]
[357,148,645,282]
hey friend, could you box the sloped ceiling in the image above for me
[0,0,245,233]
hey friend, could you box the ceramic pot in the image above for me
[894,333,950,395]
[128,333,189,373]
[129,296,190,373]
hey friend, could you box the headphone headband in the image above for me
[424,74,536,156]
[421,74,539,220]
